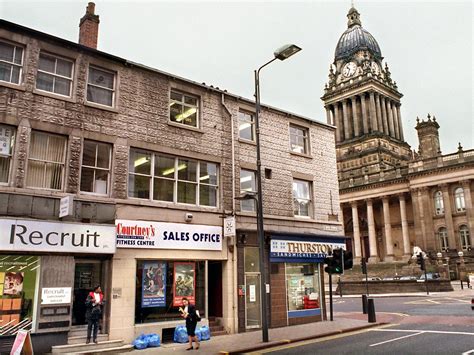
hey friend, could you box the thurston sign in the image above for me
[116,220,222,251]
[0,219,116,254]
[270,234,346,263]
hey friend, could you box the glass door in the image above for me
[72,260,102,326]
[245,273,261,329]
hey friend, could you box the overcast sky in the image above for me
[1,0,473,152]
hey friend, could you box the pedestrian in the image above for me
[85,285,103,344]
[180,297,200,350]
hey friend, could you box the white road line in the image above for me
[371,329,474,336]
[369,332,423,347]
[462,350,474,355]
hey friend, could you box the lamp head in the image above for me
[274,44,302,61]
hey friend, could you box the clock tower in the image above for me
[322,7,412,182]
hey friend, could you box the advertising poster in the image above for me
[142,262,166,308]
[173,262,195,306]
[4,272,24,296]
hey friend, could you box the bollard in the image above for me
[368,298,376,323]
[362,294,368,314]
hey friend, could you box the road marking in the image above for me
[371,329,474,336]
[462,350,474,355]
[443,297,471,303]
[369,332,423,347]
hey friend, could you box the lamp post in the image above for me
[252,44,301,343]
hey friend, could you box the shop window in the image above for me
[0,40,23,84]
[434,190,444,215]
[454,187,465,212]
[289,124,309,154]
[87,66,115,107]
[240,169,256,212]
[128,148,218,207]
[135,260,205,324]
[238,111,255,141]
[80,140,111,194]
[169,90,199,128]
[438,227,449,251]
[36,52,74,97]
[293,179,312,217]
[26,131,66,190]
[459,225,471,251]
[0,255,40,328]
[0,124,15,183]
[286,263,321,312]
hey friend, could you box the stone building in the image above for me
[322,7,473,268]
[0,3,343,352]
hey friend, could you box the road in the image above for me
[250,292,474,354]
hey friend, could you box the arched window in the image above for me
[459,225,471,250]
[434,191,444,215]
[438,227,449,251]
[454,187,466,212]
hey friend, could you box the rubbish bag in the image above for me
[132,334,149,350]
[195,328,202,342]
[147,333,161,347]
[173,325,188,343]
[199,325,211,341]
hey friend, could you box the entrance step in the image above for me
[73,344,134,355]
[68,334,109,344]
[212,330,227,336]
[51,340,130,354]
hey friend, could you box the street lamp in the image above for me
[252,44,301,343]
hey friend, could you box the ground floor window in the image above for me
[285,263,320,311]
[459,225,471,250]
[135,260,205,324]
[0,255,39,329]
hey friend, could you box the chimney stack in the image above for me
[79,2,100,49]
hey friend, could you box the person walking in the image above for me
[85,285,103,344]
[181,297,200,350]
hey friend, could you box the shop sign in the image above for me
[142,262,166,308]
[41,287,72,305]
[173,262,195,306]
[270,235,346,263]
[0,218,116,254]
[59,195,74,218]
[224,216,236,237]
[116,220,222,251]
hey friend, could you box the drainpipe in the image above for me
[221,93,238,334]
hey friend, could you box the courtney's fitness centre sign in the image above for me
[116,220,222,251]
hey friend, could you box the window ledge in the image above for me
[85,101,119,113]
[433,214,445,219]
[0,81,26,91]
[167,121,204,133]
[33,89,76,103]
[238,138,257,146]
[290,151,313,159]
[117,197,221,213]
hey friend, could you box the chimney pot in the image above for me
[79,2,100,49]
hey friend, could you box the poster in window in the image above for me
[173,262,195,306]
[141,262,166,308]
[4,272,24,296]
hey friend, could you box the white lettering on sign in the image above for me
[0,219,116,254]
[116,220,222,251]
[270,238,346,259]
[41,287,72,305]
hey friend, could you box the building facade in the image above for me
[0,3,343,352]
[322,7,473,268]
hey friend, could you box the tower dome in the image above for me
[334,7,382,61]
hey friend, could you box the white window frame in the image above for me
[459,225,471,251]
[238,110,256,142]
[86,65,116,107]
[169,89,200,128]
[292,179,312,218]
[0,40,24,85]
[0,124,15,185]
[36,51,74,97]
[240,169,257,212]
[454,187,466,212]
[438,227,449,252]
[434,190,444,215]
[289,124,309,155]
[80,140,112,195]
[128,149,219,207]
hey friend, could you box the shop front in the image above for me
[0,218,116,353]
[109,219,230,342]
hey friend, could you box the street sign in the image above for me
[224,216,236,237]
[59,196,73,218]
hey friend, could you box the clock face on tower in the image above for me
[342,62,357,77]
[371,61,380,75]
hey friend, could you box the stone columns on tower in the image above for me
[325,106,332,125]
[375,93,383,133]
[396,104,404,141]
[335,103,343,143]
[369,91,378,132]
[380,96,388,136]
[351,96,360,137]
[366,199,378,263]
[360,94,369,134]
[387,100,395,138]
[392,101,400,140]
[342,99,350,140]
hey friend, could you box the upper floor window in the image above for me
[0,41,23,84]
[454,187,465,212]
[238,111,255,141]
[289,125,309,154]
[0,124,15,183]
[36,52,73,96]
[240,169,256,212]
[80,140,111,194]
[293,179,311,217]
[26,131,66,190]
[87,66,115,107]
[459,225,471,251]
[169,90,199,128]
[434,190,444,215]
[437,227,449,252]
[128,149,218,207]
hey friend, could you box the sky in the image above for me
[1,0,473,153]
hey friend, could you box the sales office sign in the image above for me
[0,219,116,254]
[116,219,222,251]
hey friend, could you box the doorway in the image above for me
[245,273,261,329]
[208,261,223,318]
[72,259,103,326]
